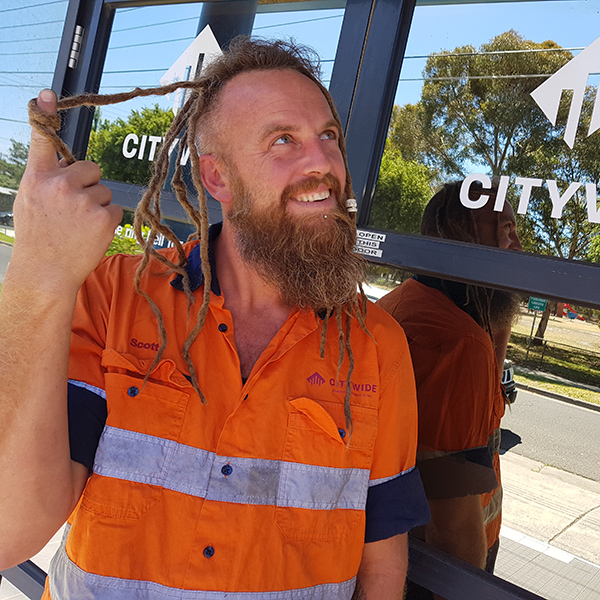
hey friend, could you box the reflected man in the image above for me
[378,180,522,598]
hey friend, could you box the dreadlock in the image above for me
[420,181,497,338]
[27,37,368,433]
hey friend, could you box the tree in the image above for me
[0,139,29,191]
[370,148,434,234]
[417,30,572,178]
[87,104,174,185]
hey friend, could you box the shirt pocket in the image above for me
[275,397,377,541]
[81,350,191,520]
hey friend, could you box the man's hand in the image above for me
[353,533,408,599]
[12,89,122,293]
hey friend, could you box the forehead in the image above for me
[216,69,336,140]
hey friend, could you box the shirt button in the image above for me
[127,386,139,397]
[203,545,214,558]
[338,428,346,439]
[218,323,228,332]
[221,464,233,476]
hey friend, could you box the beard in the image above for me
[489,288,521,332]
[226,171,365,311]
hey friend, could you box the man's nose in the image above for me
[510,233,523,251]
[300,137,332,176]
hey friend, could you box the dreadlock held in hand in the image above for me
[28,37,369,434]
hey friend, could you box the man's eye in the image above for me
[320,130,337,141]
[273,135,292,145]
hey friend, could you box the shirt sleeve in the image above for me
[67,257,116,468]
[364,309,430,542]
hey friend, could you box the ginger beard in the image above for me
[227,171,365,311]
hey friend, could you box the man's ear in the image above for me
[199,154,233,205]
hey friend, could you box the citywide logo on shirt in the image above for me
[307,371,378,397]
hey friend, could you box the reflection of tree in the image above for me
[87,105,174,185]
[370,148,433,234]
[386,30,600,339]
[0,140,28,191]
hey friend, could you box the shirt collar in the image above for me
[170,222,222,296]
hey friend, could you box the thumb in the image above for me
[26,89,62,171]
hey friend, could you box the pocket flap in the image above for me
[289,397,343,443]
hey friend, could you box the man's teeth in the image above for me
[295,190,330,203]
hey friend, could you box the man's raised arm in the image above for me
[0,90,122,568]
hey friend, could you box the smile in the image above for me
[294,190,330,203]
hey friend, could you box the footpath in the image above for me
[1,449,599,600]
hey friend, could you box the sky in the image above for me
[1,0,599,159]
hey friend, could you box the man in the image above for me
[0,39,429,599]
[378,181,522,598]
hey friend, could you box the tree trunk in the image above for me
[533,301,555,343]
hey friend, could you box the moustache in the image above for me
[280,174,344,208]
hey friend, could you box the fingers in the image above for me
[67,160,103,189]
[27,90,60,172]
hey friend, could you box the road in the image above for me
[0,242,11,282]
[501,388,600,482]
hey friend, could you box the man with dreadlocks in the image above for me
[0,38,430,599]
[378,180,522,599]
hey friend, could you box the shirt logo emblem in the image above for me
[307,372,326,386]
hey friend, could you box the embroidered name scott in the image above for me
[130,338,160,351]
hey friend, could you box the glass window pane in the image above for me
[0,0,69,200]
[370,0,600,268]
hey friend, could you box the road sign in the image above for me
[528,297,548,312]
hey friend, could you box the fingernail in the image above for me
[40,89,55,102]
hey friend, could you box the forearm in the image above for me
[0,271,83,567]
[425,496,487,569]
[354,533,408,600]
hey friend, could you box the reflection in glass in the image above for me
[370,0,600,268]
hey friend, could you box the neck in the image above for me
[214,220,292,380]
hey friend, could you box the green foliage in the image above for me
[87,104,174,185]
[0,139,28,191]
[370,148,433,233]
[106,224,150,256]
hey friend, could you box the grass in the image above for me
[507,332,600,388]
[514,371,600,406]
[0,232,14,245]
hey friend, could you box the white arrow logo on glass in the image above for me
[531,36,600,149]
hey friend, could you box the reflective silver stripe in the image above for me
[368,465,415,487]
[94,426,369,510]
[483,484,503,527]
[49,525,357,600]
[68,378,107,400]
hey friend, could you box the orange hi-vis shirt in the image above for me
[378,278,505,551]
[44,226,429,600]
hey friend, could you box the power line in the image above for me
[0,51,58,56]
[0,35,60,45]
[110,36,193,51]
[104,68,167,74]
[254,14,342,30]
[405,46,584,60]
[113,16,198,33]
[400,73,555,83]
[0,0,66,14]
[0,117,29,124]
[0,19,63,30]
[0,71,53,75]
